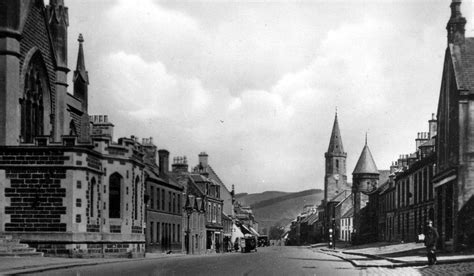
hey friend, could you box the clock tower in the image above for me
[324,112,348,204]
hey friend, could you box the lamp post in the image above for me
[184,197,194,255]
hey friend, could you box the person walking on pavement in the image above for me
[424,220,439,265]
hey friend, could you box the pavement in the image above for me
[313,241,474,268]
[0,252,186,275]
[2,242,474,274]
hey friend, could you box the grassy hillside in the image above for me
[235,191,288,206]
[236,189,324,234]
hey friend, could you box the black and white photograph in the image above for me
[1,0,474,275]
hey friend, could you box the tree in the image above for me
[269,225,285,240]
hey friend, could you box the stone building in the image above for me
[144,143,184,253]
[365,115,436,243]
[193,152,234,247]
[171,154,224,254]
[0,0,146,257]
[433,0,474,251]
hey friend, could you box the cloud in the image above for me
[67,1,452,193]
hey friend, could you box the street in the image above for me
[27,246,360,276]
[23,246,474,276]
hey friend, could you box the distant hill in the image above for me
[235,191,288,206]
[235,189,324,234]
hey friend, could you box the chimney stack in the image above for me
[172,156,189,174]
[158,149,169,174]
[199,152,208,167]
[429,113,437,139]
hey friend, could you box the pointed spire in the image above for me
[327,111,345,154]
[74,34,88,83]
[447,0,466,44]
[353,139,379,175]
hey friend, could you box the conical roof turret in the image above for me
[353,137,379,175]
[327,112,345,154]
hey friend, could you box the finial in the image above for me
[335,106,338,116]
[78,34,84,43]
[365,132,368,145]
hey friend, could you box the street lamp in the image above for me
[184,196,194,254]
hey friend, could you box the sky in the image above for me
[64,0,474,194]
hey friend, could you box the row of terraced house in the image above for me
[0,0,259,257]
[290,0,474,252]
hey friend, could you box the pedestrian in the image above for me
[424,220,439,265]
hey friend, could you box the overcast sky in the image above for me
[64,0,474,194]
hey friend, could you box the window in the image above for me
[134,176,139,220]
[150,221,154,243]
[168,191,172,212]
[76,214,81,223]
[20,52,51,143]
[150,186,154,209]
[156,222,160,244]
[172,224,175,242]
[90,178,96,217]
[109,173,123,218]
[173,193,176,213]
[77,181,82,189]
[213,204,216,222]
[76,198,82,207]
[156,188,160,210]
[162,189,165,210]
[177,224,180,242]
[178,194,181,213]
[208,203,211,222]
[336,160,339,170]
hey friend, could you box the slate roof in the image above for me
[451,38,474,91]
[353,144,379,175]
[330,190,350,204]
[335,192,352,208]
[420,137,436,147]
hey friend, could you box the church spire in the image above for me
[73,34,89,112]
[327,111,345,154]
[74,34,88,83]
[447,0,466,44]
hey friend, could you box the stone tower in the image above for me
[324,112,348,204]
[46,0,69,140]
[352,136,379,240]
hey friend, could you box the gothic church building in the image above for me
[0,0,147,257]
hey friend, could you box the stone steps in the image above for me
[0,235,43,257]
[0,251,43,257]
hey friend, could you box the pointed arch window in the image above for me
[109,173,123,218]
[21,52,51,143]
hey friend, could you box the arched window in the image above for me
[109,173,123,218]
[20,52,51,143]
[134,176,139,220]
[90,178,96,217]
